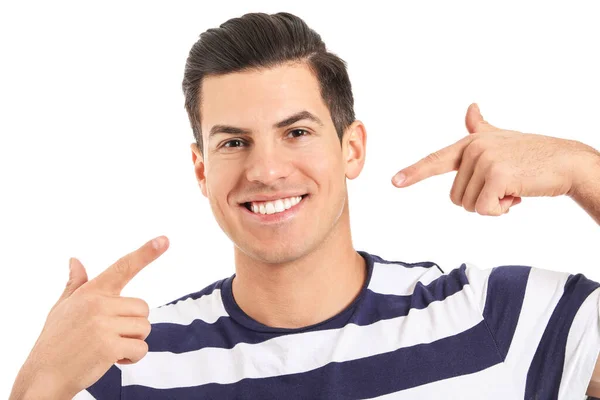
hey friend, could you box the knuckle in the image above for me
[463,196,476,212]
[114,257,133,276]
[139,339,149,355]
[130,340,149,363]
[141,319,152,339]
[464,141,484,159]
[475,204,488,215]
[487,162,508,180]
[449,177,465,206]
[425,151,442,164]
[478,151,495,168]
[449,188,461,206]
[137,299,150,318]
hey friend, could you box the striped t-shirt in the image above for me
[74,251,600,399]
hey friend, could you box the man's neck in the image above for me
[231,207,366,329]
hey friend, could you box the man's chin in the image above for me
[240,243,308,265]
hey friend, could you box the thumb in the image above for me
[465,103,500,134]
[59,257,89,301]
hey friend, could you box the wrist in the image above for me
[11,362,75,400]
[567,141,600,200]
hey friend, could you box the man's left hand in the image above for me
[391,103,599,216]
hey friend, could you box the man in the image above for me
[9,11,600,399]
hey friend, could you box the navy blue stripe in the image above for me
[352,263,467,325]
[86,364,121,399]
[146,264,469,353]
[125,321,501,399]
[482,265,531,359]
[525,273,600,400]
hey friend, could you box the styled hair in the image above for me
[181,12,355,154]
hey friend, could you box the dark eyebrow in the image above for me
[208,110,324,140]
[273,110,324,129]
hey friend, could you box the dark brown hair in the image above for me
[181,12,355,154]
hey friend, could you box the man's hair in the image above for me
[182,12,355,154]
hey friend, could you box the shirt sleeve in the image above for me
[72,364,122,399]
[463,263,600,399]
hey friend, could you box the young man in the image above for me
[10,11,600,399]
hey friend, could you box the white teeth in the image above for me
[248,196,304,215]
[274,199,285,212]
[265,203,276,214]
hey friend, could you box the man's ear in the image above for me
[190,143,208,198]
[343,120,367,180]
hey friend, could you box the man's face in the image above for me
[191,62,361,264]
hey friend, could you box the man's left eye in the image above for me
[288,129,309,138]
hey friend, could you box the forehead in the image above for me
[200,62,330,133]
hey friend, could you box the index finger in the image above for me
[89,236,169,295]
[393,135,473,188]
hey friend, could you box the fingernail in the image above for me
[152,236,165,250]
[393,173,406,186]
[473,103,480,113]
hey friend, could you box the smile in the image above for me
[244,195,307,215]
[244,195,306,214]
[240,194,309,224]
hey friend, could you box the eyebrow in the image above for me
[208,110,324,140]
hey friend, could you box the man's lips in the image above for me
[238,192,309,204]
[239,194,309,224]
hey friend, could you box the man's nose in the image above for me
[244,142,293,186]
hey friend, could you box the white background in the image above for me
[1,1,599,396]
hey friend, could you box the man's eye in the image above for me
[288,129,309,138]
[223,139,245,148]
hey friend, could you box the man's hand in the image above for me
[9,236,169,400]
[391,103,599,216]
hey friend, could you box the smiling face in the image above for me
[191,62,366,264]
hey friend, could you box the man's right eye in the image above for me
[223,139,245,148]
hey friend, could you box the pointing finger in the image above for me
[89,236,169,295]
[392,135,473,188]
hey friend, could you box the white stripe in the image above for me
[369,261,442,295]
[120,286,483,389]
[462,262,493,313]
[72,389,96,399]
[558,286,600,399]
[504,267,569,393]
[149,289,228,325]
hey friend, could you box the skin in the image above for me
[11,62,600,399]
[190,61,368,328]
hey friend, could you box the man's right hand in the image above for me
[9,236,169,400]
